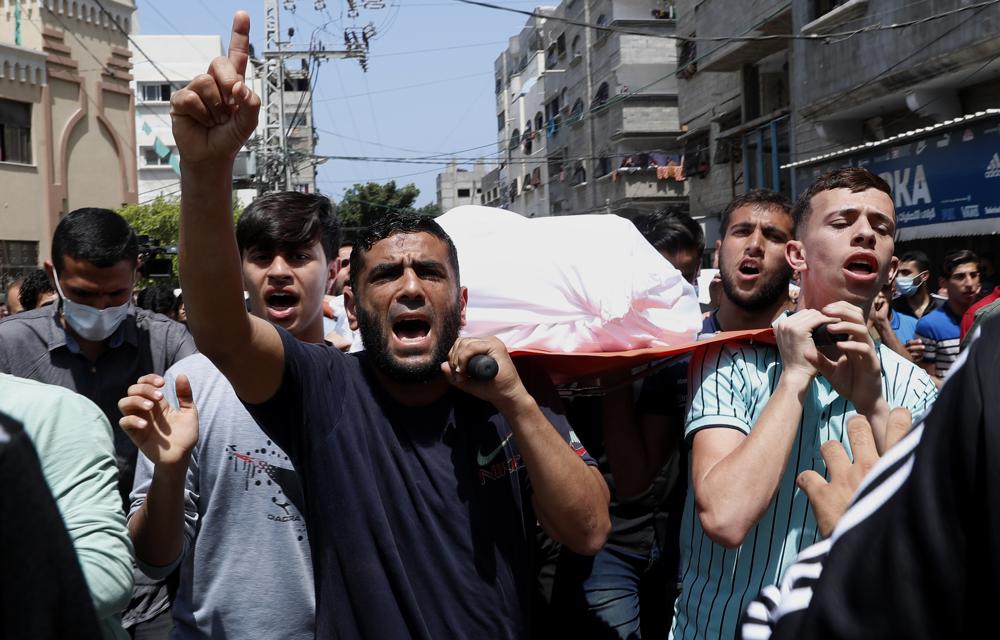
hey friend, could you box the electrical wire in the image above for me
[313,70,493,101]
[369,40,509,58]
[786,3,997,161]
[450,0,1000,43]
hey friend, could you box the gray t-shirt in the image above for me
[129,354,314,639]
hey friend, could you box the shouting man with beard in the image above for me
[704,189,796,334]
[159,13,610,639]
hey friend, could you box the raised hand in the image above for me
[170,11,260,166]
[118,374,199,468]
[797,408,912,537]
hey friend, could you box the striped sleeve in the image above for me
[918,335,938,363]
[685,342,752,439]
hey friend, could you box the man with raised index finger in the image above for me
[170,12,610,639]
[669,168,938,640]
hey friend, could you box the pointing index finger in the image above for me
[228,11,251,81]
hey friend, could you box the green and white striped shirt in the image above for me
[669,341,938,640]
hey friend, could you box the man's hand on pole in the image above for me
[170,11,260,166]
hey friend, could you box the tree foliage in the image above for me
[119,196,243,247]
[118,196,242,286]
[337,181,440,231]
[118,196,183,247]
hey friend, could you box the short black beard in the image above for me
[355,297,462,384]
[720,260,793,311]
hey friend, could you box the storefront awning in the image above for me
[789,110,1000,239]
[897,218,1000,242]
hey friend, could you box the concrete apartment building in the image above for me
[132,34,259,205]
[436,160,487,213]
[676,0,1000,258]
[0,0,137,286]
[487,0,685,219]
[280,61,317,195]
[787,0,1000,260]
[673,0,791,246]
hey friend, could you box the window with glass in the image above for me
[140,83,172,102]
[0,99,31,164]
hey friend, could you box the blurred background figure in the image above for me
[4,275,25,315]
[18,269,58,312]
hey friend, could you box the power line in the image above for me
[787,3,997,161]
[313,70,492,102]
[369,40,509,58]
[92,0,187,91]
[451,0,1000,43]
[316,165,445,184]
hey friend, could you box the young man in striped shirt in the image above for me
[670,168,938,640]
[914,249,981,385]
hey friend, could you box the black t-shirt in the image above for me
[245,328,593,639]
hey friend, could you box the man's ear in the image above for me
[713,239,721,269]
[939,275,947,291]
[786,240,807,273]
[458,286,468,328]
[344,285,358,331]
[327,257,340,295]
[43,260,57,289]
[886,255,900,286]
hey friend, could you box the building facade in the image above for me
[1,0,137,285]
[676,0,1000,258]
[436,160,487,213]
[491,0,686,219]
[674,0,791,247]
[132,34,260,206]
[787,0,1000,261]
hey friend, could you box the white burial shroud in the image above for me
[437,205,702,353]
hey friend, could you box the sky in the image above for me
[136,0,534,206]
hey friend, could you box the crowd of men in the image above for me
[2,12,999,640]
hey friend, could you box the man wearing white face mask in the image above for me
[0,207,196,637]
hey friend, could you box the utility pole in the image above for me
[258,0,371,193]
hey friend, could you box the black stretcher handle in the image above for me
[467,354,500,381]
[813,324,849,347]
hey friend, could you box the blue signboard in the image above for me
[795,117,1000,231]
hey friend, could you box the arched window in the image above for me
[571,34,581,57]
[509,129,520,151]
[571,162,587,186]
[595,15,609,44]
[571,98,584,117]
[534,111,544,131]
[523,121,533,155]
[592,82,609,109]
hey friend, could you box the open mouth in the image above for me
[846,262,874,274]
[392,317,431,342]
[844,256,877,275]
[266,290,300,317]
[738,260,761,276]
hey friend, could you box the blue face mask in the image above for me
[52,269,132,341]
[895,271,927,298]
